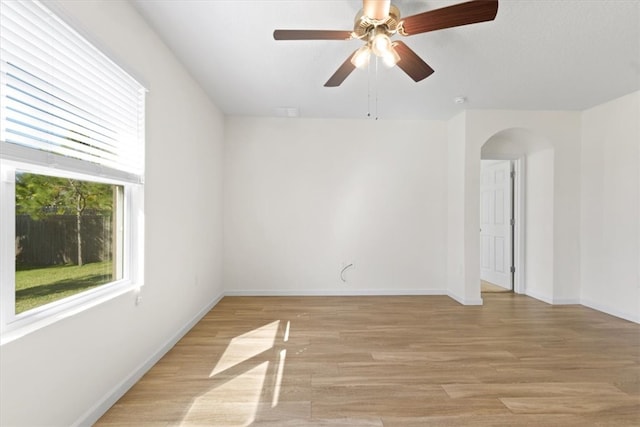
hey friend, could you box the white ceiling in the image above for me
[131,0,640,120]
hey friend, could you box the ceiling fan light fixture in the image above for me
[351,45,371,69]
[369,29,399,68]
[382,44,401,67]
[371,31,392,57]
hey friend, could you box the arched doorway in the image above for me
[480,128,554,298]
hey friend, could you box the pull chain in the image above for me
[366,56,379,120]
[374,56,379,120]
[367,57,371,118]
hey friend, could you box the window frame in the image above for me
[0,0,145,342]
[0,153,144,338]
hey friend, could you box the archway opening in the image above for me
[480,128,555,299]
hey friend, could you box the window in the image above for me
[14,172,124,314]
[0,0,145,336]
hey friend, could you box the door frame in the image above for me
[480,155,526,295]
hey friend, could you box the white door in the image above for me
[480,160,512,289]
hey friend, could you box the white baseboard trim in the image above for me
[581,297,640,324]
[519,291,638,323]
[228,289,485,306]
[73,292,225,427]
[446,291,483,306]
[552,298,581,305]
[525,289,554,305]
[225,289,448,297]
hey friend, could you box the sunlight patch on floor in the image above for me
[272,349,287,407]
[284,320,290,342]
[182,361,269,426]
[178,319,294,425]
[209,320,280,377]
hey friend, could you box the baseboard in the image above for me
[518,291,638,323]
[73,291,225,427]
[225,289,448,297]
[446,291,483,306]
[228,288,486,306]
[525,289,554,305]
[552,298,581,305]
[580,297,640,324]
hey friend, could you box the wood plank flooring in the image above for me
[96,294,640,426]
[481,280,510,293]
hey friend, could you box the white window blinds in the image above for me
[0,0,145,177]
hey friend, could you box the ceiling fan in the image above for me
[273,0,498,87]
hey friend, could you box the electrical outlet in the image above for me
[135,294,142,306]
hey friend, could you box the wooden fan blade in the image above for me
[394,41,434,82]
[273,30,353,40]
[401,0,498,36]
[363,0,390,20]
[324,51,357,87]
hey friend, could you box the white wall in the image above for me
[581,91,640,322]
[525,148,555,302]
[461,111,582,305]
[446,112,478,303]
[0,1,225,426]
[224,117,448,295]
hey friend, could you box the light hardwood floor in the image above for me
[481,280,511,293]
[96,294,640,426]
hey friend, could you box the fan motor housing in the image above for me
[353,4,401,39]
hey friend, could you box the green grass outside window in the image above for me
[15,261,113,314]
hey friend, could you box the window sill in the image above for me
[0,281,141,346]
